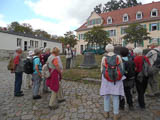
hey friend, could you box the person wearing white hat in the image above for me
[23,51,34,89]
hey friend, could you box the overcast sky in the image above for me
[0,0,159,36]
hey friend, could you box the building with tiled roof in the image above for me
[75,1,160,54]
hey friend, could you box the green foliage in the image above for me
[94,0,141,13]
[7,21,56,40]
[64,31,77,47]
[8,22,33,34]
[84,26,111,47]
[33,29,51,39]
[123,23,151,47]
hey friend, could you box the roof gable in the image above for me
[76,1,160,32]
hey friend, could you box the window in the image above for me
[121,27,127,34]
[151,8,158,17]
[107,30,116,37]
[79,34,85,40]
[151,23,158,31]
[123,14,129,22]
[30,40,34,48]
[96,19,101,24]
[107,17,112,24]
[17,38,22,47]
[35,41,38,48]
[44,42,47,48]
[136,11,142,20]
[88,18,101,26]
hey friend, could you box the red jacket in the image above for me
[134,56,150,72]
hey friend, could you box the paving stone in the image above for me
[0,60,160,120]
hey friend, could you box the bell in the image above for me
[80,52,98,69]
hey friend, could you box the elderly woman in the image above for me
[43,47,51,93]
[46,47,65,110]
[32,48,42,100]
[100,44,125,120]
[134,47,150,109]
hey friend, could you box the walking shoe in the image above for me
[48,105,59,110]
[154,92,160,97]
[104,112,109,118]
[58,99,66,103]
[129,106,134,111]
[20,91,23,93]
[33,95,41,100]
[145,94,155,97]
[119,106,124,111]
[113,114,121,120]
[14,93,24,97]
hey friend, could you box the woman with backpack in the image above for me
[119,47,135,111]
[46,47,65,110]
[134,47,150,109]
[100,44,125,120]
[32,48,42,100]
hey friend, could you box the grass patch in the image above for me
[61,55,102,81]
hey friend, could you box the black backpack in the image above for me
[123,58,135,79]
[23,57,38,74]
[123,57,136,87]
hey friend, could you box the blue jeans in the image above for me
[14,72,23,94]
[32,74,41,96]
[104,95,119,115]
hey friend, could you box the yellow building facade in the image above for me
[75,2,160,54]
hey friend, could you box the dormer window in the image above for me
[151,8,158,17]
[123,14,129,22]
[107,17,112,24]
[136,11,143,20]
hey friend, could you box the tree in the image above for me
[94,0,141,13]
[33,29,51,39]
[84,26,111,48]
[8,21,33,34]
[126,0,141,7]
[63,31,77,48]
[103,0,120,12]
[123,23,151,47]
[94,4,103,14]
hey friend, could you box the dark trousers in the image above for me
[120,86,133,108]
[136,76,148,108]
[66,58,71,69]
[14,72,23,95]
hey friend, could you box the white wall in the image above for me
[0,32,62,53]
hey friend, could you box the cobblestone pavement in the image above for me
[0,61,160,120]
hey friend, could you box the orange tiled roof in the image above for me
[76,1,160,32]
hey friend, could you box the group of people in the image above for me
[100,44,160,120]
[11,46,67,110]
[9,42,160,119]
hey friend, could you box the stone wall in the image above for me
[0,49,14,59]
[0,49,27,59]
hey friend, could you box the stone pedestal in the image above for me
[80,52,98,69]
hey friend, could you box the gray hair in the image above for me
[15,47,22,52]
[34,48,41,55]
[44,47,51,53]
[105,44,114,52]
[133,47,143,55]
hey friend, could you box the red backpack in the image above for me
[103,55,123,84]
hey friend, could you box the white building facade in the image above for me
[0,31,62,51]
[0,31,62,58]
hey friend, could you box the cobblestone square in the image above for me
[0,61,160,120]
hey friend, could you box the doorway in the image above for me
[24,41,27,51]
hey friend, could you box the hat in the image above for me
[28,51,34,56]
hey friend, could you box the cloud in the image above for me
[24,0,159,35]
[20,18,79,36]
[0,14,7,27]
[24,0,107,35]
